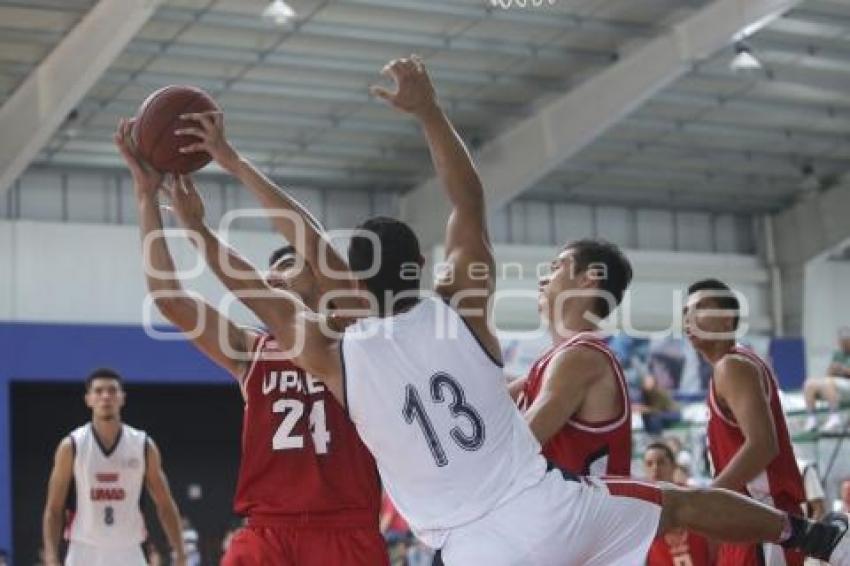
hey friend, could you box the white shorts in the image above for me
[440,468,663,566]
[65,540,147,566]
[833,378,850,401]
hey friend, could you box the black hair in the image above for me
[564,239,633,319]
[645,442,676,465]
[348,216,421,315]
[268,245,296,268]
[85,367,123,391]
[687,278,740,330]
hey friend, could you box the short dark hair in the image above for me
[645,442,676,465]
[564,239,632,319]
[687,278,740,330]
[85,367,123,391]
[268,245,296,268]
[348,216,421,314]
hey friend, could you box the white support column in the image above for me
[0,0,164,195]
[773,183,850,334]
[401,0,802,251]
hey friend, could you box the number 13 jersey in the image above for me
[341,297,546,548]
[234,333,381,521]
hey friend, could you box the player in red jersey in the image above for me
[644,442,712,566]
[513,239,633,476]
[116,122,387,566]
[685,278,807,566]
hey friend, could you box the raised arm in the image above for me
[143,439,186,566]
[42,438,74,566]
[175,112,359,310]
[372,56,500,362]
[115,119,258,382]
[164,176,344,399]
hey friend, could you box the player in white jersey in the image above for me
[167,56,850,565]
[42,368,186,566]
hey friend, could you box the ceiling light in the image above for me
[730,43,762,72]
[263,0,296,26]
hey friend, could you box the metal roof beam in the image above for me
[0,0,164,195]
[400,0,802,250]
[153,7,616,63]
[338,0,657,36]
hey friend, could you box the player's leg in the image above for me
[660,484,849,563]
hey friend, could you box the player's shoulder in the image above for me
[714,352,763,395]
[120,423,151,450]
[716,352,760,380]
[545,342,609,382]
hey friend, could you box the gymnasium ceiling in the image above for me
[2,0,850,214]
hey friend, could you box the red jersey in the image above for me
[707,345,805,510]
[519,332,632,476]
[647,529,711,566]
[233,333,381,523]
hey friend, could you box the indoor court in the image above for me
[2,0,850,565]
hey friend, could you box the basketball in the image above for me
[131,85,219,174]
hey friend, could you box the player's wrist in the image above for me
[218,145,242,174]
[413,101,442,123]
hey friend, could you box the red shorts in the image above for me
[221,513,389,566]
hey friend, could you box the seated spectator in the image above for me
[0,548,8,566]
[635,374,682,436]
[643,443,712,566]
[804,327,850,433]
[836,478,850,514]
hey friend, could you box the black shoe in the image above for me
[801,512,849,563]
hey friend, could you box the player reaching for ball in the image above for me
[172,56,850,565]
[115,120,388,566]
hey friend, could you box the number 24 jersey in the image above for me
[233,333,381,520]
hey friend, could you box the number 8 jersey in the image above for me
[233,333,381,521]
[67,423,147,547]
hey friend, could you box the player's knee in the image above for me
[659,485,706,532]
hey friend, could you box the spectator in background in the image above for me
[836,479,850,514]
[0,548,8,566]
[180,517,201,566]
[380,493,410,565]
[635,374,682,436]
[797,459,827,521]
[643,443,712,566]
[804,327,850,433]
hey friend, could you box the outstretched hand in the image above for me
[176,111,240,173]
[114,118,163,201]
[370,55,439,118]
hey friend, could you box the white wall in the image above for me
[0,220,281,327]
[0,220,772,333]
[803,257,850,375]
[489,199,755,253]
[434,244,772,334]
[6,168,756,254]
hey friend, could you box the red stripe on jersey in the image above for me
[520,332,632,476]
[706,345,805,509]
[602,478,663,506]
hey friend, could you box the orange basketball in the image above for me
[132,85,220,174]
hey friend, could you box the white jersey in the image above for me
[68,423,148,547]
[341,296,546,546]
